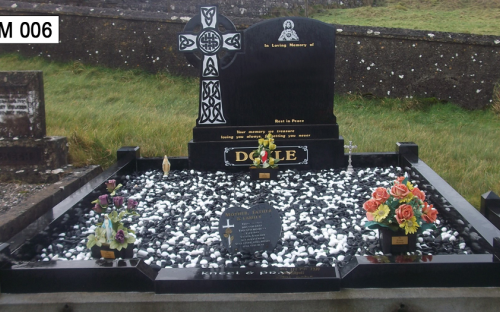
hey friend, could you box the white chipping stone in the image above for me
[137,250,148,257]
[37,167,465,269]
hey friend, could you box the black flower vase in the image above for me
[378,227,417,254]
[91,243,134,259]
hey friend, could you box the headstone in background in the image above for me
[219,203,282,254]
[0,71,68,183]
[180,6,345,171]
[0,71,46,138]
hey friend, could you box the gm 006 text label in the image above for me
[0,16,59,44]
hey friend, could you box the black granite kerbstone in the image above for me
[341,254,500,288]
[3,149,500,293]
[0,259,157,293]
[156,266,340,293]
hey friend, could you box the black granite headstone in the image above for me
[179,6,344,170]
[219,203,281,254]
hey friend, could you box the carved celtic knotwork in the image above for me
[198,29,222,54]
[203,56,219,77]
[179,35,196,51]
[224,34,241,50]
[201,7,216,28]
[200,80,225,124]
[178,6,243,125]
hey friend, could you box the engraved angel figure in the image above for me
[278,20,299,41]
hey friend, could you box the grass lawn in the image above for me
[310,0,500,36]
[0,53,498,210]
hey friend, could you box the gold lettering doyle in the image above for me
[232,150,299,162]
[286,150,297,161]
[235,151,255,162]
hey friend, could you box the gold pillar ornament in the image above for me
[162,155,171,176]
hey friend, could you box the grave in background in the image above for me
[0,71,68,183]
[179,6,344,170]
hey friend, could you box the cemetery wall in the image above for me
[1,1,499,109]
[8,0,367,18]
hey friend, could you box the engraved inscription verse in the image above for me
[239,221,271,249]
[0,86,34,122]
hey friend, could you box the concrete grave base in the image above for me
[0,136,69,183]
[0,165,102,243]
[1,288,500,312]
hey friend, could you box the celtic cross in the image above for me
[178,6,243,125]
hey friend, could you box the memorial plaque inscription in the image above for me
[219,203,282,254]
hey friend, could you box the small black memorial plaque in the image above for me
[179,6,345,171]
[219,203,282,254]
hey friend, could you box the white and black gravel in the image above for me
[36,167,474,269]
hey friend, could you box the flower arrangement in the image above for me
[251,133,280,169]
[86,179,138,252]
[363,176,439,235]
[86,210,136,251]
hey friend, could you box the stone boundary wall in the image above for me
[9,0,368,17]
[1,1,499,109]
